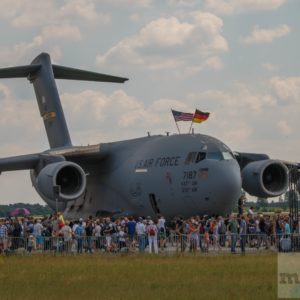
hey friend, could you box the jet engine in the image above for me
[242,160,288,198]
[36,161,86,201]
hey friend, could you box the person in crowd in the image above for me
[146,220,158,254]
[126,216,136,250]
[61,220,73,253]
[102,217,113,251]
[74,219,85,254]
[176,217,187,253]
[136,217,146,252]
[188,219,199,254]
[27,234,35,253]
[228,214,238,254]
[93,219,103,251]
[12,218,22,250]
[157,215,167,251]
[239,215,247,254]
[0,219,8,254]
[212,219,221,252]
[33,219,44,250]
[218,216,226,247]
[85,219,94,253]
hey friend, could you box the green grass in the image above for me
[0,253,277,300]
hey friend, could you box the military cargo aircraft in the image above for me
[0,53,295,218]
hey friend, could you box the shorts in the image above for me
[36,236,44,245]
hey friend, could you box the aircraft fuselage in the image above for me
[34,133,242,218]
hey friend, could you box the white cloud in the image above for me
[0,0,110,28]
[168,0,197,6]
[139,17,194,47]
[204,0,287,15]
[241,24,290,44]
[97,13,228,73]
[270,76,300,103]
[105,0,152,7]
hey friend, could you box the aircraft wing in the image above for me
[234,151,300,170]
[0,153,40,173]
[0,144,109,174]
[234,152,269,170]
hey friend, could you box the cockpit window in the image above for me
[196,152,206,163]
[185,151,207,165]
[222,152,234,160]
[207,151,234,161]
[207,152,223,160]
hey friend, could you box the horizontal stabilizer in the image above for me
[0,62,128,83]
[52,65,128,83]
[0,153,40,173]
[0,65,41,78]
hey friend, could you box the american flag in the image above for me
[171,109,194,122]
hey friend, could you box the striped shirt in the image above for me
[0,225,8,238]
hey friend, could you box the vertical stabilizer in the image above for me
[0,52,128,149]
[29,53,72,148]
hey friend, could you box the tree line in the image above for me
[0,203,52,218]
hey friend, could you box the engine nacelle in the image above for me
[242,159,288,198]
[36,161,86,201]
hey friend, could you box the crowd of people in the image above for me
[0,208,299,255]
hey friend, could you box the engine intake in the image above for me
[242,159,288,198]
[36,161,86,201]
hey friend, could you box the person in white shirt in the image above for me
[60,221,73,253]
[136,217,146,252]
[146,220,158,254]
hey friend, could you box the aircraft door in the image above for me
[149,193,161,214]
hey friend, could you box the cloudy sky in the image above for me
[0,0,299,205]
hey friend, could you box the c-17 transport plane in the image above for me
[0,53,296,218]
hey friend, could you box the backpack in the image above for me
[149,226,156,236]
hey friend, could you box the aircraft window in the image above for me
[185,152,197,164]
[207,152,223,160]
[196,152,206,163]
[222,152,234,160]
[185,152,207,164]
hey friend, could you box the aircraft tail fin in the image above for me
[0,52,128,149]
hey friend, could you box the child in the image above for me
[27,235,36,253]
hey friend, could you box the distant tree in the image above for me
[256,197,268,208]
[0,203,52,218]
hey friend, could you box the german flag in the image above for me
[193,109,210,123]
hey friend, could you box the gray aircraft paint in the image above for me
[0,53,292,219]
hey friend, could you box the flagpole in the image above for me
[171,109,181,134]
[188,110,195,134]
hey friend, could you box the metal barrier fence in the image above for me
[0,233,299,255]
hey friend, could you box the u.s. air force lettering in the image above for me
[135,156,181,169]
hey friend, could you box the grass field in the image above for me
[0,253,278,300]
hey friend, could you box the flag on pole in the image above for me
[192,109,210,123]
[171,109,194,122]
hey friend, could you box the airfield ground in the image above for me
[0,253,278,300]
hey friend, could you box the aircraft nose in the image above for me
[196,160,242,213]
